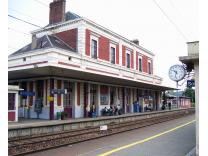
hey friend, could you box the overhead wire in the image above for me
[33,0,48,7]
[8,14,43,28]
[8,27,31,36]
[8,7,46,24]
[167,0,198,39]
[152,0,189,41]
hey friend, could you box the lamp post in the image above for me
[176,81,179,108]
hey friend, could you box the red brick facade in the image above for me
[142,55,148,73]
[85,29,90,56]
[131,51,134,69]
[8,112,15,121]
[116,45,119,64]
[56,28,77,51]
[48,0,154,76]
[98,36,110,61]
[100,85,108,94]
[84,29,152,74]
[86,29,110,61]
[122,45,126,66]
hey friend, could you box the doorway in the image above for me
[63,81,73,118]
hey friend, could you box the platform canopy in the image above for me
[8,66,175,91]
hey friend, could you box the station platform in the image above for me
[9,109,185,129]
[26,113,196,156]
[8,108,195,138]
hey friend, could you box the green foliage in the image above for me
[183,88,195,103]
[61,111,68,120]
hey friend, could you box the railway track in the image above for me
[8,110,194,156]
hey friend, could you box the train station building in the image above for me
[8,0,173,120]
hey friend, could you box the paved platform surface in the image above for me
[8,109,182,129]
[27,114,195,156]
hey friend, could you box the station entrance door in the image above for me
[63,81,73,118]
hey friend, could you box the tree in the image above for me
[183,88,195,103]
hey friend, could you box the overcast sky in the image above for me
[8,0,198,88]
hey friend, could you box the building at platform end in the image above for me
[8,0,174,120]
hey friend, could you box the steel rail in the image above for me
[8,110,194,156]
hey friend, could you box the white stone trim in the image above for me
[8,90,19,122]
[77,25,86,55]
[54,79,57,106]
[9,49,162,87]
[32,17,154,57]
[83,18,155,56]
[119,41,122,66]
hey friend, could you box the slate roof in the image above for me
[9,11,80,57]
[9,35,76,57]
[166,91,190,99]
[65,11,81,21]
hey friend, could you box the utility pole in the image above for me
[176,81,179,108]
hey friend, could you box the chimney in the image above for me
[131,39,139,45]
[49,0,66,24]
[31,34,37,49]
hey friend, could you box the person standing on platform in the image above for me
[168,102,171,110]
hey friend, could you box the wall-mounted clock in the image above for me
[169,65,186,82]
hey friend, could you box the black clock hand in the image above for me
[174,70,177,79]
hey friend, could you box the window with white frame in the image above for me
[148,60,152,74]
[110,44,116,64]
[126,51,131,68]
[138,56,142,72]
[91,39,97,59]
[90,33,99,59]
[110,47,115,64]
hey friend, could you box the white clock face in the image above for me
[169,65,186,81]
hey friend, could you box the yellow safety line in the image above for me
[98,120,196,156]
